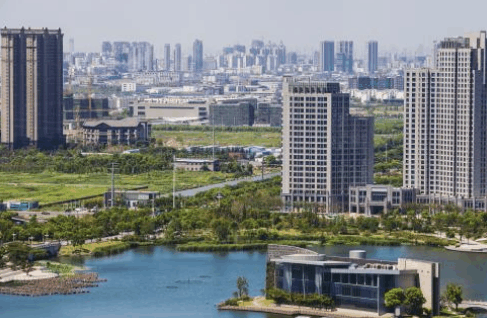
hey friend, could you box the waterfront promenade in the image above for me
[219,297,391,318]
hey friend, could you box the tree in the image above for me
[385,288,405,308]
[211,218,232,242]
[71,231,86,253]
[6,242,44,276]
[236,276,249,299]
[404,287,426,316]
[445,283,463,311]
[0,245,7,269]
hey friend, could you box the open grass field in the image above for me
[0,170,236,205]
[152,130,281,148]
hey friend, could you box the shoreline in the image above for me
[218,304,388,318]
[445,245,487,253]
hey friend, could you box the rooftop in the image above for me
[83,118,145,128]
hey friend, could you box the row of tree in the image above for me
[385,283,464,315]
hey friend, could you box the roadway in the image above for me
[169,172,281,197]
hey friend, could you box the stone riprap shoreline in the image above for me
[0,273,107,297]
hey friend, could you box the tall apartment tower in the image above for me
[367,41,378,73]
[1,27,64,150]
[164,43,171,71]
[337,41,353,74]
[129,42,153,71]
[404,31,487,207]
[281,77,374,212]
[193,39,203,72]
[174,43,182,71]
[320,41,334,72]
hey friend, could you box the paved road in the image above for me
[169,172,281,197]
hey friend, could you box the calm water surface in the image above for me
[0,245,485,317]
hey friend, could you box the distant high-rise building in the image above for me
[192,39,203,72]
[337,41,353,74]
[276,41,286,64]
[1,27,64,149]
[129,42,153,71]
[113,41,131,63]
[185,55,193,72]
[69,38,74,54]
[250,39,264,55]
[281,77,374,212]
[367,41,378,73]
[313,51,320,66]
[233,44,245,54]
[287,52,298,64]
[404,31,487,208]
[174,43,181,71]
[320,41,334,72]
[102,41,112,56]
[164,43,171,71]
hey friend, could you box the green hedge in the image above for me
[265,288,335,310]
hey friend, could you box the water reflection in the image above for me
[0,245,485,318]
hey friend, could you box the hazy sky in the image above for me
[1,0,487,58]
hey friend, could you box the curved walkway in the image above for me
[0,267,58,283]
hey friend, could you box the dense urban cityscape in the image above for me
[0,1,486,318]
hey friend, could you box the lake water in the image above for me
[0,245,486,317]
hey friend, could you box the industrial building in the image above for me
[131,98,209,121]
[4,200,39,211]
[82,118,151,146]
[281,77,374,212]
[104,190,159,209]
[209,99,256,126]
[255,103,282,127]
[349,185,416,215]
[267,245,440,316]
[1,27,64,149]
[174,158,220,171]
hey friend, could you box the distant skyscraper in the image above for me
[102,41,112,56]
[337,41,353,74]
[281,77,374,212]
[276,41,286,65]
[69,37,74,54]
[129,42,153,71]
[193,39,203,72]
[404,31,487,208]
[185,55,193,72]
[367,41,378,73]
[287,52,297,64]
[113,41,131,63]
[164,43,171,71]
[320,41,334,72]
[250,39,264,55]
[233,44,245,54]
[1,27,64,149]
[174,43,182,71]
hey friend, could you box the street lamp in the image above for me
[216,192,224,207]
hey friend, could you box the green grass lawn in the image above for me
[152,130,281,148]
[0,170,236,205]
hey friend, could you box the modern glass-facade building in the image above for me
[267,245,440,315]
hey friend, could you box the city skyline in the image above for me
[1,0,487,56]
